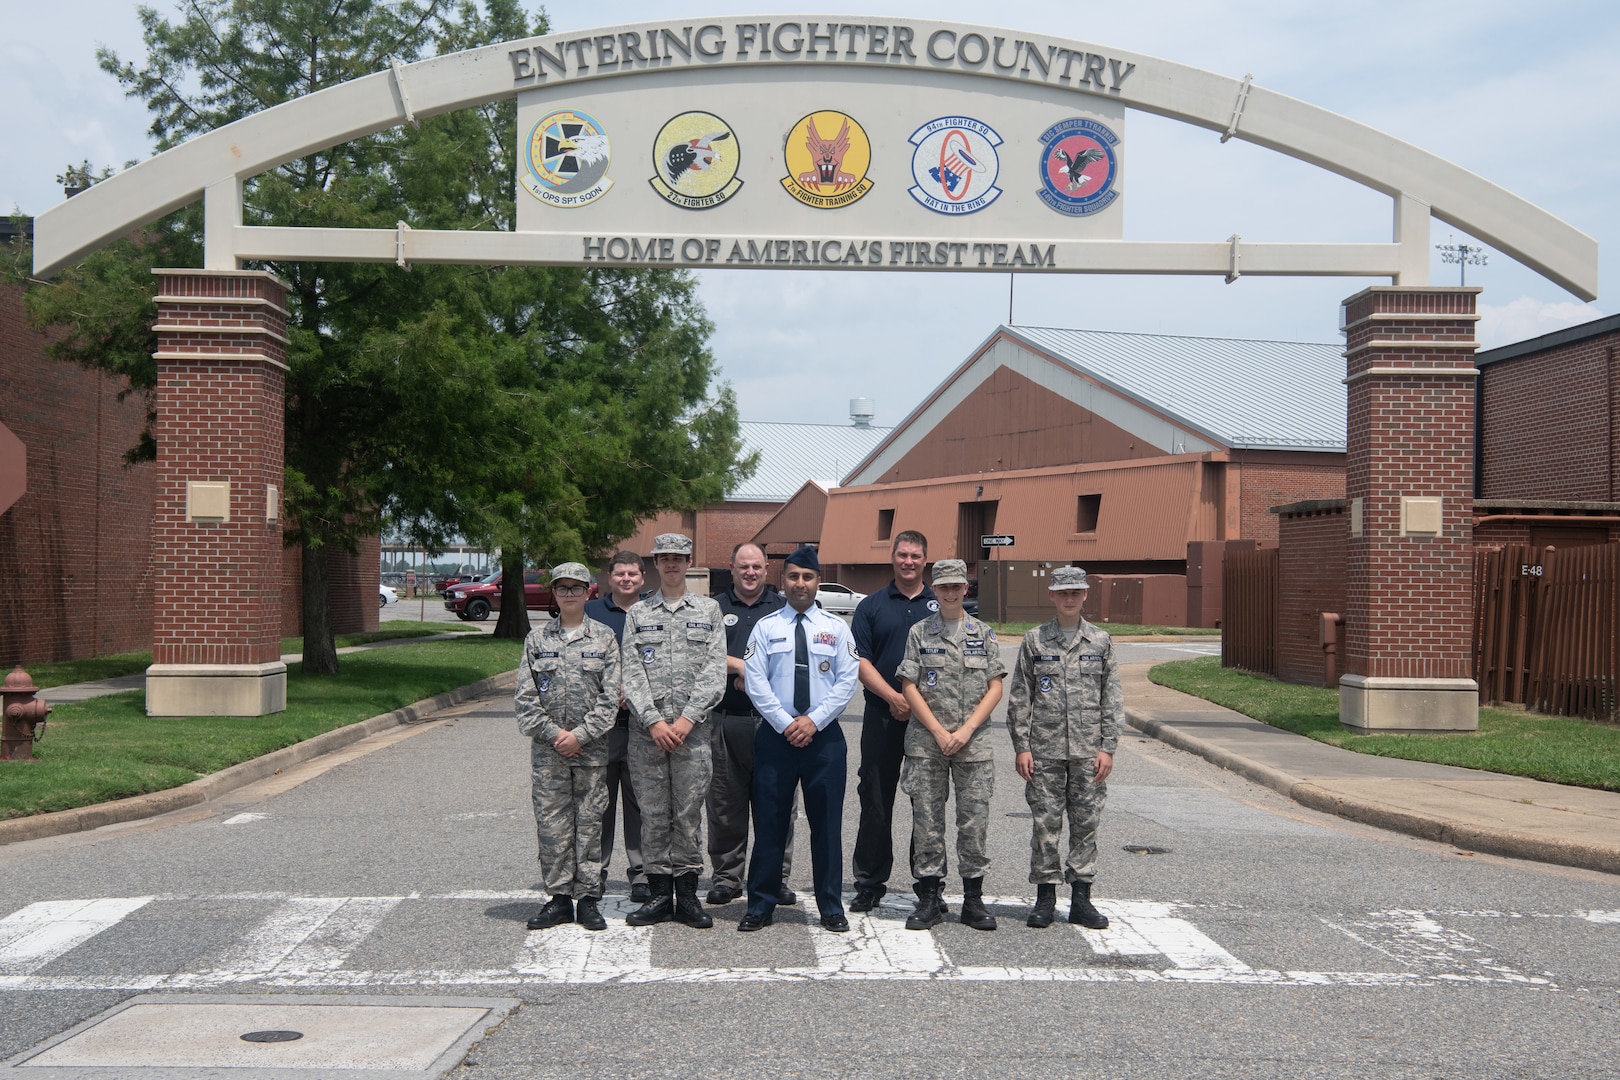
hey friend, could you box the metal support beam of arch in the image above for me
[31,15,1597,300]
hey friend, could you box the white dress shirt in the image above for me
[743,602,860,734]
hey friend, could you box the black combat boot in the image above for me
[1069,881,1110,929]
[526,895,574,930]
[626,873,674,926]
[1026,883,1058,929]
[574,896,607,932]
[959,878,997,931]
[673,872,714,928]
[905,877,944,930]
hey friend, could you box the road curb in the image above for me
[1127,706,1620,877]
[0,671,516,848]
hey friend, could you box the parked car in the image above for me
[379,584,399,608]
[814,581,867,616]
[442,569,597,621]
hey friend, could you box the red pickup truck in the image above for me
[442,569,597,621]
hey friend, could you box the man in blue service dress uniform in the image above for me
[738,545,860,932]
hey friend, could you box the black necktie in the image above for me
[794,612,811,715]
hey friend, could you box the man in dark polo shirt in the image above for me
[583,550,650,904]
[706,542,795,906]
[850,530,938,912]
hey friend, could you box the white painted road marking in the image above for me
[0,897,154,976]
[0,893,1585,990]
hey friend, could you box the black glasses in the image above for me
[554,585,588,597]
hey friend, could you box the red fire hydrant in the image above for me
[1,666,50,761]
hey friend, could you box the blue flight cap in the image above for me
[785,545,821,574]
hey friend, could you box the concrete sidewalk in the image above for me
[1123,663,1620,876]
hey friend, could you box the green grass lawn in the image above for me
[16,621,481,689]
[1,635,522,819]
[1150,655,1620,792]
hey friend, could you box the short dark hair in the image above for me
[893,530,928,556]
[606,549,644,572]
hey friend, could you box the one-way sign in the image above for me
[980,534,1015,547]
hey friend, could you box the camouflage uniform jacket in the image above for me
[514,615,623,766]
[896,614,1006,763]
[1006,617,1122,761]
[621,591,728,729]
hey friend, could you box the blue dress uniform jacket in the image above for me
[744,603,861,732]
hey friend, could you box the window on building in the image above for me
[877,508,895,540]
[681,510,697,531]
[1076,494,1102,533]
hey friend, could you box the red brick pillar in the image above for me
[1339,286,1480,731]
[145,270,288,716]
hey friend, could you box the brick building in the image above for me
[0,265,378,667]
[813,325,1349,620]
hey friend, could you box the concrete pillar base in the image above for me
[1339,674,1479,732]
[145,663,288,717]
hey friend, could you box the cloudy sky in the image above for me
[5,1,1615,426]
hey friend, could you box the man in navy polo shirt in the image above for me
[583,550,650,903]
[850,530,938,912]
[706,542,794,906]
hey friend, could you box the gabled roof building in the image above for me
[813,325,1350,616]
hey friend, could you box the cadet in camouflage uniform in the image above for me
[621,533,728,929]
[895,559,1006,932]
[515,562,622,933]
[1005,565,1122,930]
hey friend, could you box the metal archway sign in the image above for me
[32,15,1597,299]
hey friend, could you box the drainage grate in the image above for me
[241,1030,303,1043]
[1123,844,1172,855]
[1005,811,1033,819]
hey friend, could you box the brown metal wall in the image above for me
[751,483,828,549]
[870,365,1158,483]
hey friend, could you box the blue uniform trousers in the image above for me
[747,721,847,919]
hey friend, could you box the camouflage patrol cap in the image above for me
[931,559,968,586]
[550,561,593,586]
[1049,565,1090,591]
[650,533,694,557]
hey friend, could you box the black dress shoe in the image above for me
[820,913,850,932]
[706,884,742,905]
[779,888,798,906]
[737,912,773,932]
[629,881,652,905]
[849,886,884,913]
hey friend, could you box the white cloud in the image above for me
[1478,296,1607,350]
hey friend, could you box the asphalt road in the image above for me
[3,656,1617,1078]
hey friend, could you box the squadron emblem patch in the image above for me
[906,116,1003,215]
[1038,675,1054,694]
[521,108,614,208]
[924,670,939,688]
[538,676,553,693]
[1037,117,1120,216]
[723,613,739,627]
[819,659,831,673]
[781,110,874,209]
[641,646,658,665]
[649,111,743,210]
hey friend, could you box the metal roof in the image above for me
[1007,325,1347,452]
[732,422,892,502]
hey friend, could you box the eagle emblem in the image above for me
[1037,117,1121,217]
[521,108,614,208]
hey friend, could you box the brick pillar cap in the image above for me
[151,267,292,291]
[1342,284,1483,304]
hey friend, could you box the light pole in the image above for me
[1436,237,1488,286]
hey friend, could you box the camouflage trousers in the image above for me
[900,754,994,880]
[530,742,609,899]
[627,720,713,876]
[1025,758,1107,885]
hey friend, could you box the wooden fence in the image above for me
[1222,546,1279,676]
[1473,543,1619,721]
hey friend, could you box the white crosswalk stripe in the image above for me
[0,898,154,976]
[0,892,1579,990]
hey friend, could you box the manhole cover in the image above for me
[1123,844,1172,855]
[241,1029,304,1043]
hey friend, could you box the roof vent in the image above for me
[850,398,875,428]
